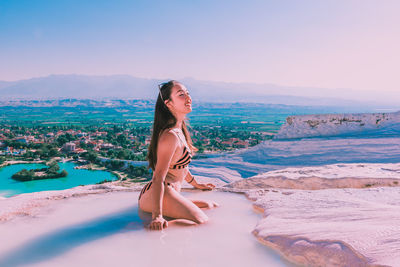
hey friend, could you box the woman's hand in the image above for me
[149,215,168,230]
[195,183,216,191]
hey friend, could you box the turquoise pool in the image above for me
[0,162,118,198]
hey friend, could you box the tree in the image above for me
[109,160,124,170]
[107,149,114,158]
[80,142,88,149]
[60,169,68,177]
[23,151,34,159]
[127,164,151,178]
[48,148,59,157]
[56,135,68,146]
[81,151,98,163]
[117,149,129,159]
[46,163,60,174]
[116,134,128,146]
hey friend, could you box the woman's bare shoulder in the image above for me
[158,128,179,146]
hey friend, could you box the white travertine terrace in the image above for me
[223,162,400,267]
[245,187,400,267]
[225,163,400,190]
[274,111,400,139]
[253,163,400,179]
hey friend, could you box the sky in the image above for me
[0,0,399,97]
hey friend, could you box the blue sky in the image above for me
[0,0,399,97]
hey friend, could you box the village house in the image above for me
[62,142,76,152]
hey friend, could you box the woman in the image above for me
[138,80,219,231]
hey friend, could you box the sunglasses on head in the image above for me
[158,82,167,102]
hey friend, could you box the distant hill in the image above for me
[0,75,155,100]
[0,74,398,108]
[0,99,388,114]
[0,99,155,108]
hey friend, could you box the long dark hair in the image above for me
[147,80,198,171]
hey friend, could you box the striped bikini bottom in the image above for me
[138,180,171,201]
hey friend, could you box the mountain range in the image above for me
[0,74,398,108]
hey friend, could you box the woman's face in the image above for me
[166,83,192,115]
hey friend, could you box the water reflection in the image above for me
[0,205,142,267]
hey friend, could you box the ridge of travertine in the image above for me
[274,111,400,139]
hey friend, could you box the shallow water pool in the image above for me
[0,191,294,267]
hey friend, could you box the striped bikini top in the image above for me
[169,128,192,169]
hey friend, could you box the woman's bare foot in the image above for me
[167,218,198,227]
[205,201,219,209]
[190,199,220,209]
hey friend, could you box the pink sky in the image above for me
[1,1,399,97]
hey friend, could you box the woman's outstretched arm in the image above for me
[149,131,178,230]
[185,171,216,190]
[185,171,219,209]
[184,171,198,187]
